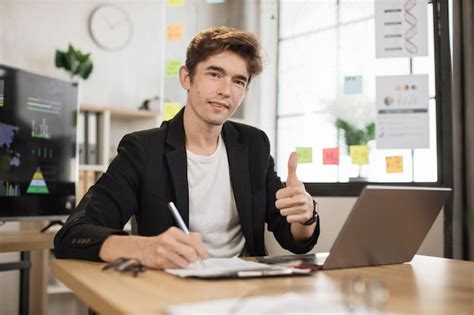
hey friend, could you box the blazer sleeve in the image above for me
[54,133,146,261]
[262,132,320,254]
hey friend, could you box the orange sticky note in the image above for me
[323,148,339,165]
[166,24,183,41]
[386,156,403,173]
[163,102,181,121]
[349,145,369,165]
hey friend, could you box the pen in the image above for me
[167,202,190,235]
[167,202,204,266]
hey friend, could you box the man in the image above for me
[54,26,320,269]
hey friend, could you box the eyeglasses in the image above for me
[102,257,147,277]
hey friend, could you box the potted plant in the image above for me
[335,119,375,151]
[55,44,93,81]
[326,94,376,180]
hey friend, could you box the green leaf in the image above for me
[78,62,93,80]
[78,53,90,63]
[55,50,66,68]
[73,48,84,61]
[365,123,375,141]
[67,44,75,56]
[66,51,79,73]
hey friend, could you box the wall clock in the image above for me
[89,4,132,51]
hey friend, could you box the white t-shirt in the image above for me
[186,136,245,258]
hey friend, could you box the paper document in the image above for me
[165,257,309,278]
[376,75,430,149]
[375,0,428,58]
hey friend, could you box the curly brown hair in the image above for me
[185,26,263,83]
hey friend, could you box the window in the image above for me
[277,0,443,195]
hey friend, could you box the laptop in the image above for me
[258,185,451,270]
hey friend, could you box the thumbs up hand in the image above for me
[275,152,315,225]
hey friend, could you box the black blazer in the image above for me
[54,109,320,261]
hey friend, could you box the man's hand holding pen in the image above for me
[99,227,208,270]
[137,227,208,269]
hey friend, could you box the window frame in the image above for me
[275,0,453,197]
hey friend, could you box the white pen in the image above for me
[167,202,204,266]
[167,202,190,235]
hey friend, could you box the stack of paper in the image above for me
[164,257,310,278]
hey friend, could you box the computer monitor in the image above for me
[0,64,77,220]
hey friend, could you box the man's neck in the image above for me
[183,106,223,156]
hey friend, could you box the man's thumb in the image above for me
[286,152,300,187]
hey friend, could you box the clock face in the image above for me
[89,5,132,51]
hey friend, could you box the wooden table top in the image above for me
[0,230,54,252]
[51,255,474,315]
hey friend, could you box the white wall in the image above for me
[1,0,164,108]
[0,0,246,110]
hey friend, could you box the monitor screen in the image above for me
[0,64,77,220]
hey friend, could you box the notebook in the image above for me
[165,257,311,279]
[258,185,451,270]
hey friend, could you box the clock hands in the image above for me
[101,15,128,30]
[110,18,129,30]
[102,16,113,28]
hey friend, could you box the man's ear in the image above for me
[179,66,191,90]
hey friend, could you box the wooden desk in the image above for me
[0,230,54,252]
[0,230,54,315]
[51,255,474,315]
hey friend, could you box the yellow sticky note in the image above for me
[295,147,312,164]
[163,102,181,121]
[166,24,183,41]
[386,156,403,173]
[167,0,184,6]
[165,59,181,77]
[349,145,369,165]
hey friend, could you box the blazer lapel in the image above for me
[164,109,189,226]
[223,123,254,253]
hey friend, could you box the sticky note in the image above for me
[167,0,184,6]
[349,145,369,165]
[344,75,363,94]
[165,59,181,77]
[386,156,403,173]
[295,147,312,164]
[166,24,183,41]
[323,148,339,165]
[163,102,181,121]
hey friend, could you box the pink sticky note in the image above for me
[323,148,339,165]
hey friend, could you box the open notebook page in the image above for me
[164,257,289,278]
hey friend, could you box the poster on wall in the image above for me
[375,0,428,58]
[376,74,429,149]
